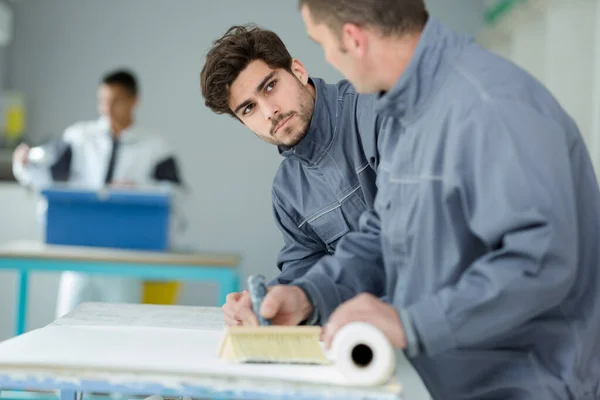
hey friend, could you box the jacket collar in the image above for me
[278,77,337,166]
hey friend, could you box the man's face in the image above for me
[301,5,375,93]
[228,59,315,147]
[97,84,137,129]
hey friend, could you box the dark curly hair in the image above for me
[200,25,293,117]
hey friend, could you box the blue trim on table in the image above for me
[0,257,239,337]
[0,374,403,400]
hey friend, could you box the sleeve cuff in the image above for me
[293,282,320,326]
[407,295,458,356]
[397,308,420,358]
[292,271,342,325]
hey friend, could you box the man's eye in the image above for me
[266,80,277,93]
[243,104,254,115]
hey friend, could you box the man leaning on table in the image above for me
[257,0,600,399]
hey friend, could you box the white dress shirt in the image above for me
[13,116,187,318]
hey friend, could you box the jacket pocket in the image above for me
[306,205,349,252]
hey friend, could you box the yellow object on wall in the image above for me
[1,91,26,144]
[142,280,181,305]
[5,104,25,140]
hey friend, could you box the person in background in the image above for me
[12,69,186,319]
[199,25,381,326]
[255,0,600,398]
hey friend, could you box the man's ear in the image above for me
[290,59,309,85]
[342,23,368,58]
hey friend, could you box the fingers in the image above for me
[222,292,243,319]
[13,144,29,165]
[260,285,288,320]
[226,291,243,303]
[323,311,349,349]
[223,314,241,327]
[222,291,259,326]
[323,310,366,349]
[323,295,370,349]
[223,291,249,326]
[234,292,258,326]
[20,144,30,163]
[323,294,406,350]
[226,286,310,327]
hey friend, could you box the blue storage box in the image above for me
[41,185,171,251]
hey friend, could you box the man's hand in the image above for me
[323,293,407,350]
[223,285,314,327]
[12,143,30,165]
[260,285,314,326]
[222,290,251,326]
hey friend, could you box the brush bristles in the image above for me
[218,326,330,365]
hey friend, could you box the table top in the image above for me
[0,240,239,267]
[0,303,403,400]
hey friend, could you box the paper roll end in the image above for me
[330,322,396,387]
[351,343,375,368]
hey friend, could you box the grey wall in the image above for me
[0,0,486,340]
[428,0,487,35]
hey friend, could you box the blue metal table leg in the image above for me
[59,390,76,400]
[15,271,29,336]
[217,270,240,306]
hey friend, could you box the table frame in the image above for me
[0,241,240,336]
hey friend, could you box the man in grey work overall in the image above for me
[200,25,381,326]
[255,0,600,399]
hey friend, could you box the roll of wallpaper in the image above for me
[327,322,396,386]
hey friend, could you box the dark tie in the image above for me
[104,136,120,184]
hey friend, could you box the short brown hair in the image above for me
[200,25,293,117]
[298,0,428,37]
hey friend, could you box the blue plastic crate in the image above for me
[41,186,171,251]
